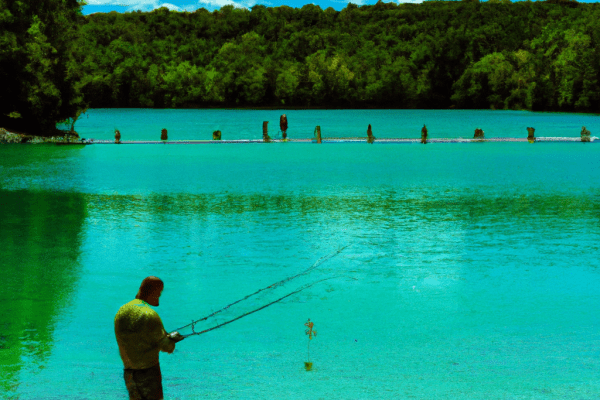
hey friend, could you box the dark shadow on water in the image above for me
[0,189,87,394]
[85,189,600,222]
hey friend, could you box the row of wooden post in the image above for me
[263,118,592,143]
[113,117,592,143]
[114,128,170,143]
[262,114,289,142]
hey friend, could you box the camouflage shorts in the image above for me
[124,364,164,400]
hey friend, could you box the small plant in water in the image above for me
[304,318,317,370]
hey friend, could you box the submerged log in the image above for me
[263,121,271,142]
[527,127,535,143]
[115,129,121,143]
[367,124,375,144]
[161,128,168,141]
[280,114,288,140]
[474,128,484,139]
[581,126,591,142]
[421,125,428,144]
[315,126,322,144]
[213,130,221,140]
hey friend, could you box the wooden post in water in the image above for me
[367,124,375,144]
[114,129,121,144]
[213,130,222,140]
[581,126,591,142]
[527,127,535,143]
[315,126,322,144]
[161,128,168,141]
[280,114,288,140]
[421,125,428,144]
[474,128,484,139]
[263,121,271,142]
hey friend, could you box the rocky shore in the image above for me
[0,127,84,144]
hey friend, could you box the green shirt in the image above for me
[114,299,175,369]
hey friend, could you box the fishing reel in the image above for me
[168,331,185,342]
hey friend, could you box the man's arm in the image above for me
[148,314,176,354]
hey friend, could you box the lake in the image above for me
[2,109,600,399]
[62,108,599,141]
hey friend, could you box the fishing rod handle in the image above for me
[168,331,186,342]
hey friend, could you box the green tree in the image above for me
[210,31,268,105]
[505,49,537,110]
[0,0,85,134]
[274,63,301,105]
[55,0,600,112]
[306,50,354,105]
[552,29,598,110]
[452,52,515,109]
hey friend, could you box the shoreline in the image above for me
[14,137,596,145]
[0,128,83,144]
[80,106,600,115]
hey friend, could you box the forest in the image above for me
[2,0,600,134]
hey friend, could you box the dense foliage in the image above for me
[71,0,600,112]
[2,0,600,134]
[0,0,85,134]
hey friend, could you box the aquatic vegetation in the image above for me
[367,124,375,144]
[304,318,317,371]
[581,126,591,142]
[280,115,288,140]
[527,127,535,143]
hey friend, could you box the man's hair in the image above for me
[136,276,164,300]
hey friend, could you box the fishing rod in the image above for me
[172,245,350,337]
[173,276,355,338]
[173,245,349,333]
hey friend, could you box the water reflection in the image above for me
[0,189,86,394]
[2,184,597,398]
[0,145,86,192]
[81,188,600,290]
[85,189,600,221]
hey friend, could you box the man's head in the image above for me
[135,276,164,306]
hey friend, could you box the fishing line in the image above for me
[172,245,351,338]
[178,276,355,338]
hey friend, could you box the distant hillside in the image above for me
[70,0,600,112]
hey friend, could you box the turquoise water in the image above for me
[66,109,599,141]
[2,109,600,399]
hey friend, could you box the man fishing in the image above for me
[115,276,184,400]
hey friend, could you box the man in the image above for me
[115,276,184,400]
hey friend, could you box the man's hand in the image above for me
[168,331,185,342]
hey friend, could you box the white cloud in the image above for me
[333,0,424,5]
[195,0,257,10]
[330,0,363,5]
[159,3,182,10]
[85,0,181,11]
[84,0,138,5]
[85,0,257,11]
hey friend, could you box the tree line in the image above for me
[2,0,600,134]
[1,0,84,134]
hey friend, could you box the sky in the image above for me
[81,0,424,15]
[81,0,598,15]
